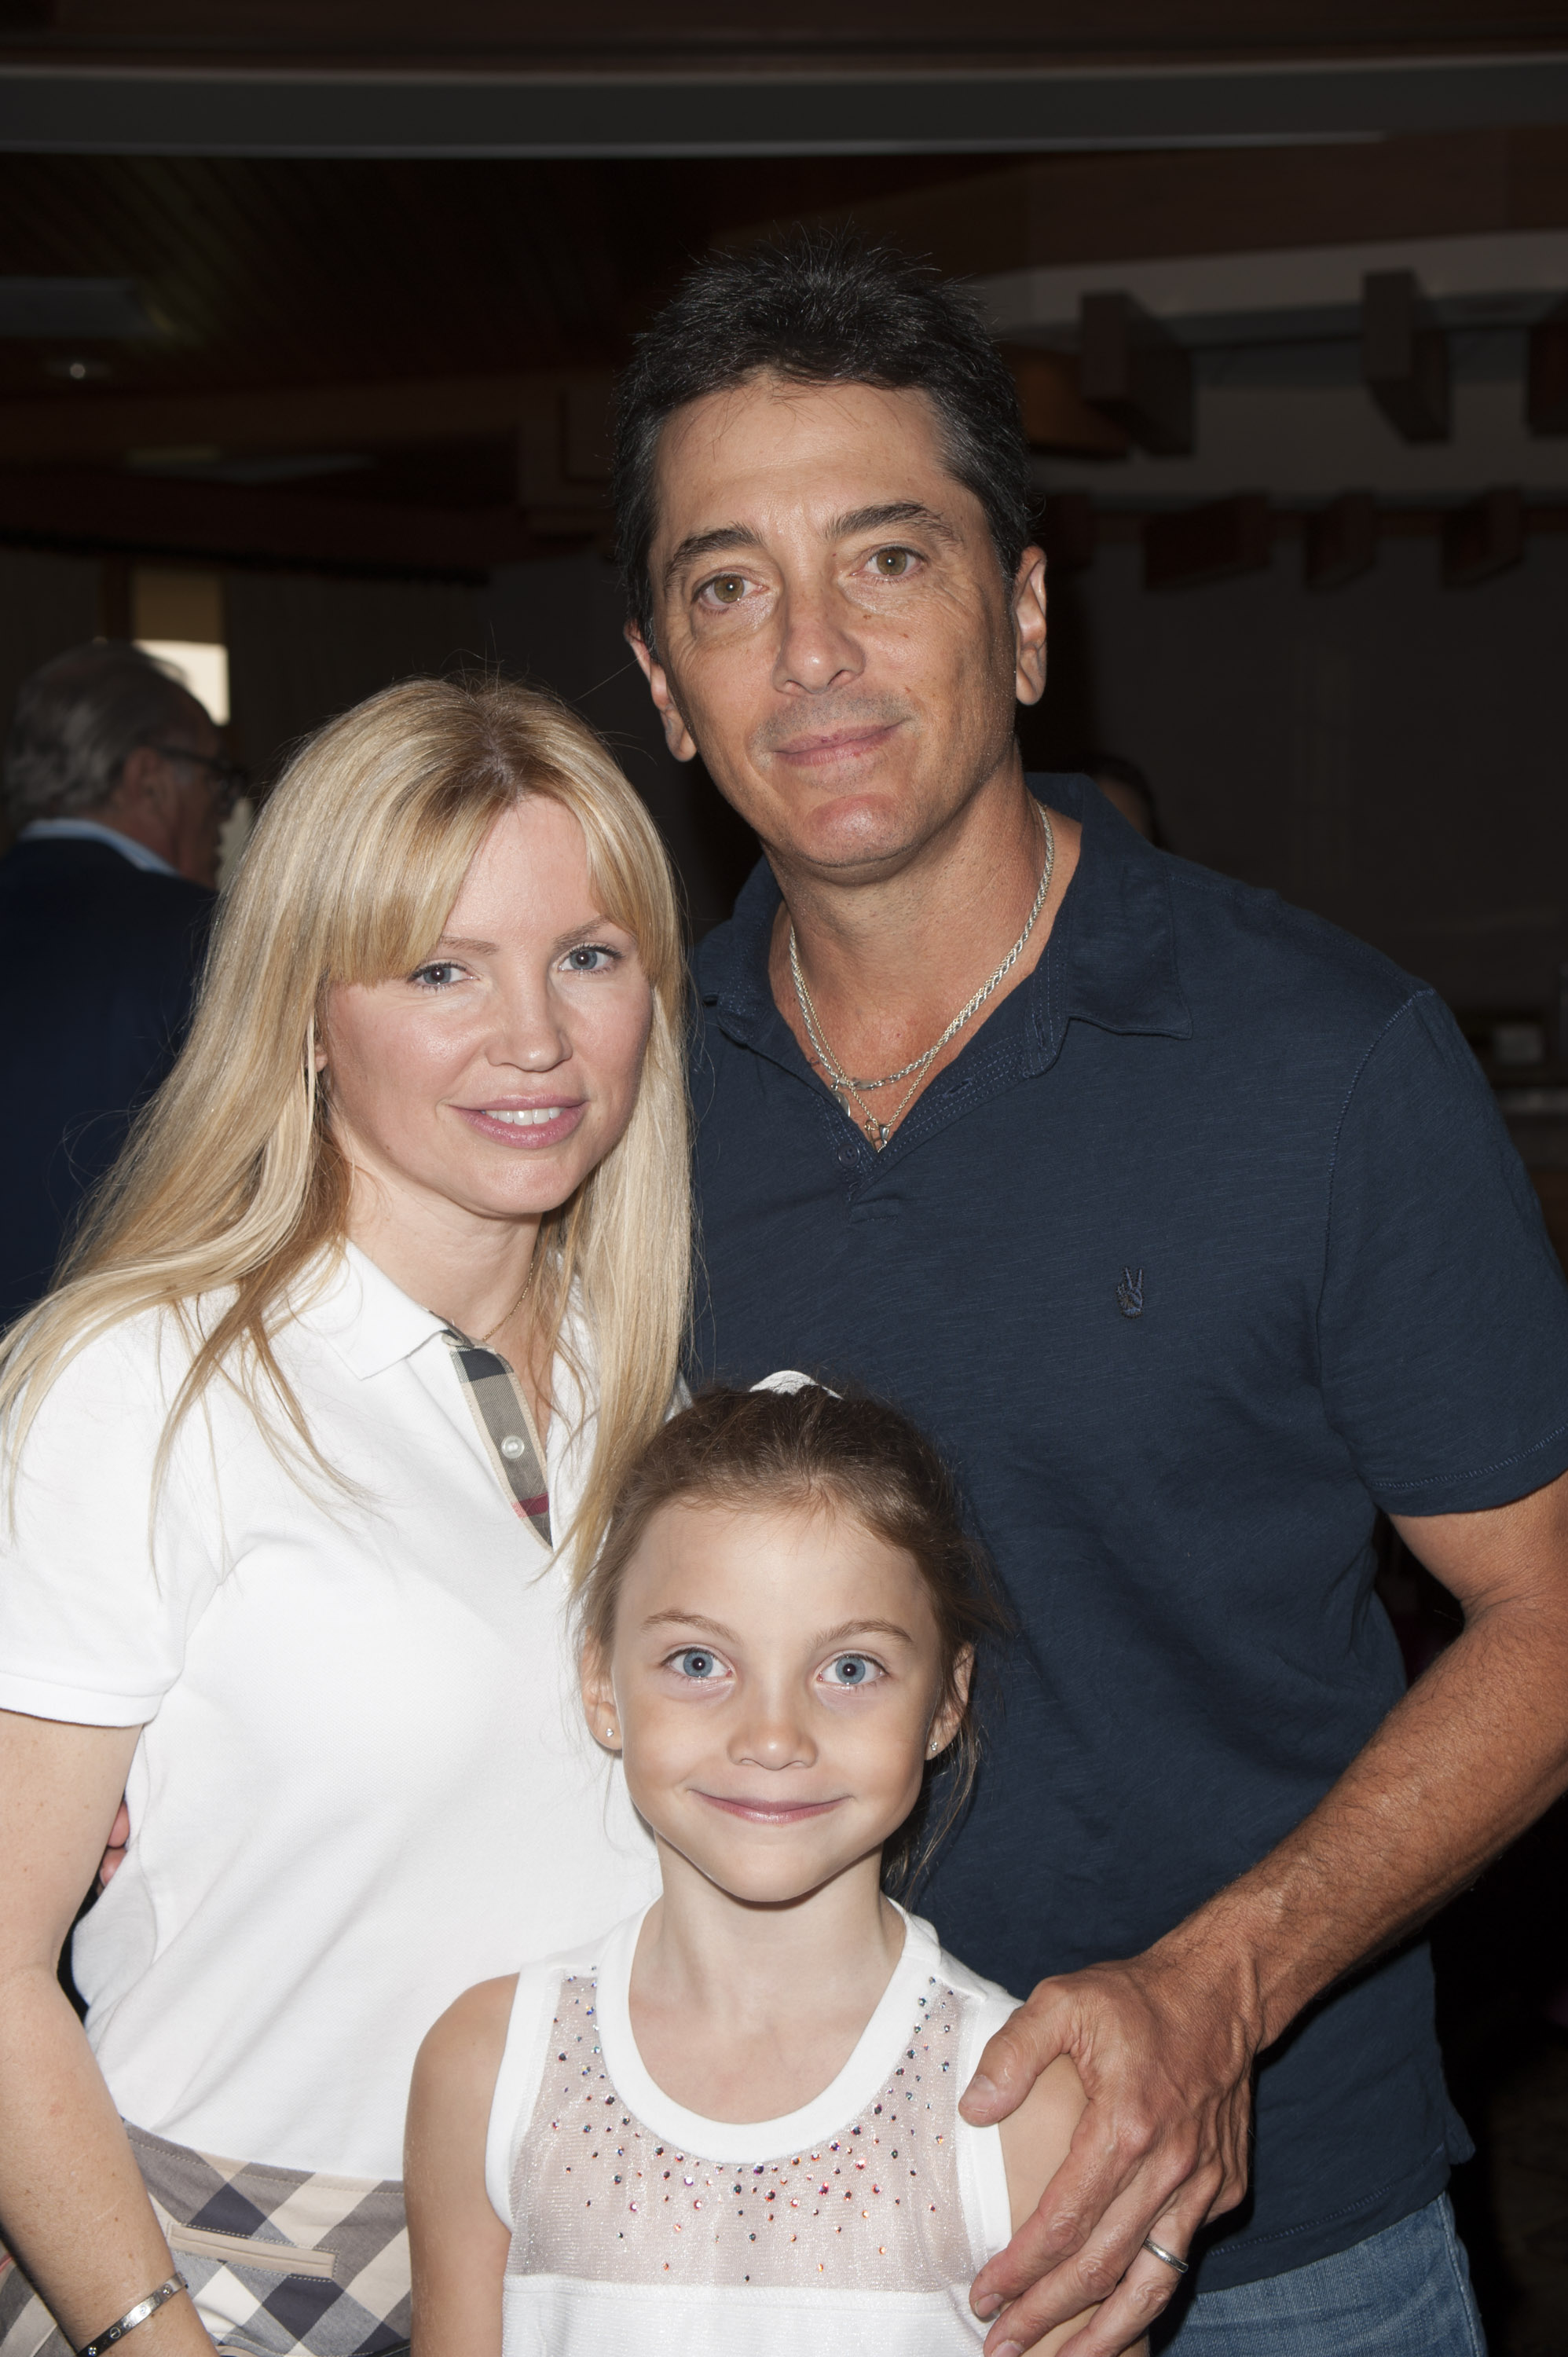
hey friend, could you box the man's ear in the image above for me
[625,621,699,764]
[1012,547,1048,709]
[111,743,174,819]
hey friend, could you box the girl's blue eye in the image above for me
[674,1648,719,1680]
[822,1654,880,1687]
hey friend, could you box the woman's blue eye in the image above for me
[411,961,462,988]
[822,1654,879,1687]
[562,944,616,973]
[674,1648,719,1680]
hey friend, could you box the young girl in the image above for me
[407,1380,1143,2356]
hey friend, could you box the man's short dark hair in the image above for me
[2,640,207,828]
[613,231,1037,654]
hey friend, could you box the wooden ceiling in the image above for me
[1,6,1566,574]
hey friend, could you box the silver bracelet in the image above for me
[77,2272,189,2356]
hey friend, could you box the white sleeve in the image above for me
[484,1961,562,2228]
[0,1316,222,1725]
[947,1964,1024,2267]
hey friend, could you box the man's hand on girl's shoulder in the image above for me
[964,1944,1253,2357]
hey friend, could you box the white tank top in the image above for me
[485,1905,1020,2356]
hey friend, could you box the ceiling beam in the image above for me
[1441,484,1526,584]
[1079,292,1193,456]
[0,354,1126,469]
[1362,268,1452,442]
[0,464,547,574]
[1529,300,1568,432]
[1144,494,1271,589]
[3,54,1568,159]
[0,372,603,465]
[1004,350,1130,456]
[1303,490,1378,590]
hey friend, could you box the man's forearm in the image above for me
[1154,1589,1568,2048]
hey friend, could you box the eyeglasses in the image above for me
[147,745,251,816]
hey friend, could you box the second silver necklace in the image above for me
[789,801,1055,1151]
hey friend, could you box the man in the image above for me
[617,238,1568,2354]
[0,641,233,1325]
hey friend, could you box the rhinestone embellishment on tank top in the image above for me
[510,1973,978,2292]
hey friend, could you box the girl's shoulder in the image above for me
[916,1923,1089,2242]
[415,1974,519,2125]
[422,1919,636,2233]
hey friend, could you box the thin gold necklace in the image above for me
[789,802,1055,1151]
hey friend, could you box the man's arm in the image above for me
[962,1466,1568,2357]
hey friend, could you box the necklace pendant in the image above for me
[869,1119,888,1149]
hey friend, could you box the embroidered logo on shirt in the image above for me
[1116,1267,1145,1319]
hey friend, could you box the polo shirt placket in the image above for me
[691,772,1568,2290]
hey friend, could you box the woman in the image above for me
[0,677,689,2357]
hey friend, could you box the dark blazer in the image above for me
[0,835,213,1327]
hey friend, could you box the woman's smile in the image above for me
[453,1098,586,1149]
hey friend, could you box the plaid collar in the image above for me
[441,1328,552,1548]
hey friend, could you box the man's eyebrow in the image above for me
[662,524,763,590]
[830,500,960,546]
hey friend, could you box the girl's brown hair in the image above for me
[578,1381,1011,1893]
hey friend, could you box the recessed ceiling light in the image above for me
[46,356,113,382]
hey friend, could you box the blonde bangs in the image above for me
[1,674,692,1571]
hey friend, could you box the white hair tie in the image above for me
[749,1369,841,1399]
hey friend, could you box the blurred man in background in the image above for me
[0,642,234,1325]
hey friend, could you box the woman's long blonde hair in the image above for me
[0,675,691,1576]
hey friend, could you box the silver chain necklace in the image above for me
[789,801,1055,1151]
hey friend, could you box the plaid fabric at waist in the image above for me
[0,2127,409,2357]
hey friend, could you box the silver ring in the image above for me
[1142,2236,1189,2275]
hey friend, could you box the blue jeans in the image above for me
[1155,2195,1486,2355]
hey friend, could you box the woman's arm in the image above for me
[998,2054,1149,2357]
[0,1710,209,2355]
[405,1978,515,2357]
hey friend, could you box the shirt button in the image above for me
[500,1434,526,1459]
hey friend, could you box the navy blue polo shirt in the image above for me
[689,771,1568,2292]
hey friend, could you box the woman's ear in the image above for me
[580,1641,620,1752]
[927,1645,974,1758]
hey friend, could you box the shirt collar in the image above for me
[698,771,1191,1058]
[295,1241,450,1380]
[20,816,181,878]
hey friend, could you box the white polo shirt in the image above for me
[0,1244,659,2179]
